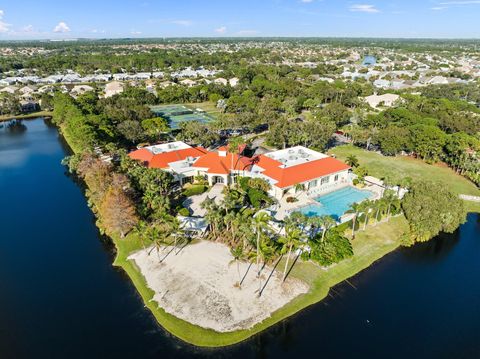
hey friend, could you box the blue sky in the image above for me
[1,0,480,39]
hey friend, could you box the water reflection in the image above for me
[400,230,460,263]
[3,120,27,135]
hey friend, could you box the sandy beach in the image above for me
[128,240,309,332]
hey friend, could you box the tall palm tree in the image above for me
[360,200,373,230]
[373,199,387,226]
[230,245,245,287]
[382,189,397,221]
[250,237,276,295]
[279,225,304,282]
[318,215,336,242]
[348,202,363,238]
[228,136,244,185]
[253,212,272,278]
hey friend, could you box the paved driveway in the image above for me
[183,183,225,217]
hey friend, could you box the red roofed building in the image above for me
[129,142,352,198]
[248,146,351,199]
[128,141,207,184]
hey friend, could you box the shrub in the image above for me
[182,185,207,197]
[286,196,298,203]
[178,207,190,216]
[248,188,272,208]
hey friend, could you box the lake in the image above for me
[1,118,479,358]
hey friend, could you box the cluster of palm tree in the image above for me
[201,184,351,295]
[348,189,401,238]
[133,213,187,262]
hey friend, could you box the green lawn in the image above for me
[330,145,480,197]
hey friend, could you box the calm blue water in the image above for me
[299,186,373,220]
[1,119,479,358]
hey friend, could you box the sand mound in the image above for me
[128,240,309,332]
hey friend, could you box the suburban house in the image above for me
[70,85,94,98]
[129,142,352,200]
[104,81,124,98]
[364,93,401,109]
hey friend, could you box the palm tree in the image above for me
[348,202,363,238]
[146,226,162,260]
[360,200,373,230]
[373,199,387,225]
[346,154,359,168]
[228,137,244,185]
[382,190,397,221]
[133,220,149,250]
[253,212,272,278]
[279,225,304,282]
[202,198,223,237]
[397,176,412,196]
[251,237,276,295]
[318,215,336,242]
[230,245,245,287]
[294,183,306,197]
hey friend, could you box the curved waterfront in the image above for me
[1,118,479,359]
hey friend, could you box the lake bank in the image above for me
[0,110,53,122]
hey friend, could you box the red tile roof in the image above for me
[255,155,350,188]
[129,148,154,163]
[192,152,252,174]
[129,147,207,169]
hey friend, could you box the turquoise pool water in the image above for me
[298,186,373,220]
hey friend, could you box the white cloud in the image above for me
[171,20,192,26]
[215,26,227,34]
[131,30,142,35]
[0,9,11,33]
[236,30,259,36]
[349,4,380,13]
[53,21,70,33]
[300,0,314,3]
[22,25,34,32]
[434,1,480,10]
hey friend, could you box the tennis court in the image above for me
[150,104,214,130]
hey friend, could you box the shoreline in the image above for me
[0,111,53,122]
[56,120,478,348]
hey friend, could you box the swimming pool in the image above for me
[298,186,373,220]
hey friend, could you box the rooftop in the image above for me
[264,146,328,168]
[147,141,192,154]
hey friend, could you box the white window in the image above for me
[321,176,330,185]
[334,174,339,182]
[309,179,318,188]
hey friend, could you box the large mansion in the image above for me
[129,142,351,200]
